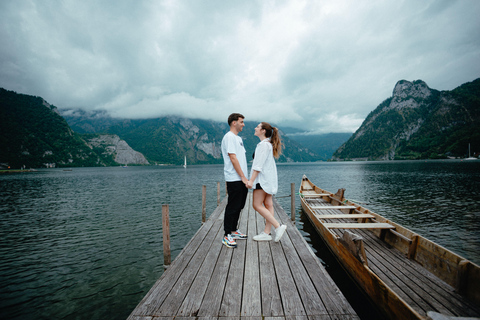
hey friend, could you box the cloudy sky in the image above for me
[1,0,479,133]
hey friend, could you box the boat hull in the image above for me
[299,175,480,320]
[300,193,422,319]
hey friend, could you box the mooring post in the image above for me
[291,182,295,222]
[162,204,171,267]
[217,182,221,206]
[202,185,207,223]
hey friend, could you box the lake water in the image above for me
[1,160,479,319]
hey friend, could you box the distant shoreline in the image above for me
[0,169,37,174]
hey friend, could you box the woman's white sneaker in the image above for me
[253,232,272,241]
[274,225,287,242]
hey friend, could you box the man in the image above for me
[221,113,249,248]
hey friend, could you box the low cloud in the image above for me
[1,0,479,133]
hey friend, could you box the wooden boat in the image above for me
[299,175,480,320]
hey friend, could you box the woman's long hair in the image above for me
[261,122,283,159]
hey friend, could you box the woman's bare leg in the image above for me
[253,189,280,234]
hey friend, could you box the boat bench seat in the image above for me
[302,193,330,197]
[324,222,395,229]
[316,214,374,219]
[310,205,357,210]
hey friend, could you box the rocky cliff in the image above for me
[333,78,480,160]
[87,135,149,165]
[0,88,114,168]
[0,88,152,168]
[63,113,319,165]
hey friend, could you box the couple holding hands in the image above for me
[221,113,287,248]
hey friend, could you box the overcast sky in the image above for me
[1,0,479,133]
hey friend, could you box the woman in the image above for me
[246,122,287,242]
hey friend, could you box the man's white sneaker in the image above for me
[274,225,287,242]
[253,232,272,241]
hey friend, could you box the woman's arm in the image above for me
[247,170,259,189]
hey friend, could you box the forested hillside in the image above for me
[288,132,352,161]
[0,88,116,168]
[5,76,477,168]
[333,78,480,160]
[62,113,320,165]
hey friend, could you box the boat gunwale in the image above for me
[299,175,480,319]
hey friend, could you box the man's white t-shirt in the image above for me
[221,131,248,182]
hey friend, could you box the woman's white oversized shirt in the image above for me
[251,138,278,195]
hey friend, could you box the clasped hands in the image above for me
[242,177,254,189]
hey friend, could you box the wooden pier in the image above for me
[128,193,359,319]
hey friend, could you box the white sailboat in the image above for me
[466,143,477,160]
[183,156,187,168]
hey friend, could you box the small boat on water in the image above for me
[466,143,478,160]
[299,175,480,320]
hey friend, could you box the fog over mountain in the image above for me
[1,1,479,134]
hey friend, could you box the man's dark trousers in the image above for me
[224,181,248,235]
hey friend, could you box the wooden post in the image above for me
[162,204,171,267]
[202,185,207,223]
[408,234,419,259]
[291,182,295,222]
[217,182,221,206]
[456,259,470,295]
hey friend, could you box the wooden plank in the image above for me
[197,195,250,317]
[310,206,356,210]
[219,204,248,316]
[303,193,330,197]
[196,198,248,317]
[360,229,480,317]
[241,204,262,316]
[196,244,234,317]
[280,223,329,316]
[389,229,412,243]
[362,236,455,316]
[315,214,374,219]
[155,211,223,316]
[176,225,224,316]
[300,179,480,319]
[274,201,358,318]
[324,223,394,229]
[268,208,306,317]
[301,200,427,320]
[128,199,227,318]
[256,210,284,317]
[323,209,480,318]
[130,192,362,320]
[271,240,306,316]
[331,210,478,317]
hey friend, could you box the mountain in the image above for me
[60,109,121,133]
[86,134,149,165]
[0,88,110,168]
[61,112,320,165]
[287,132,352,161]
[333,78,480,160]
[0,88,148,168]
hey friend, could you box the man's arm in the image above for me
[229,153,248,184]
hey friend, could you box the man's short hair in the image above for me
[228,113,245,126]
